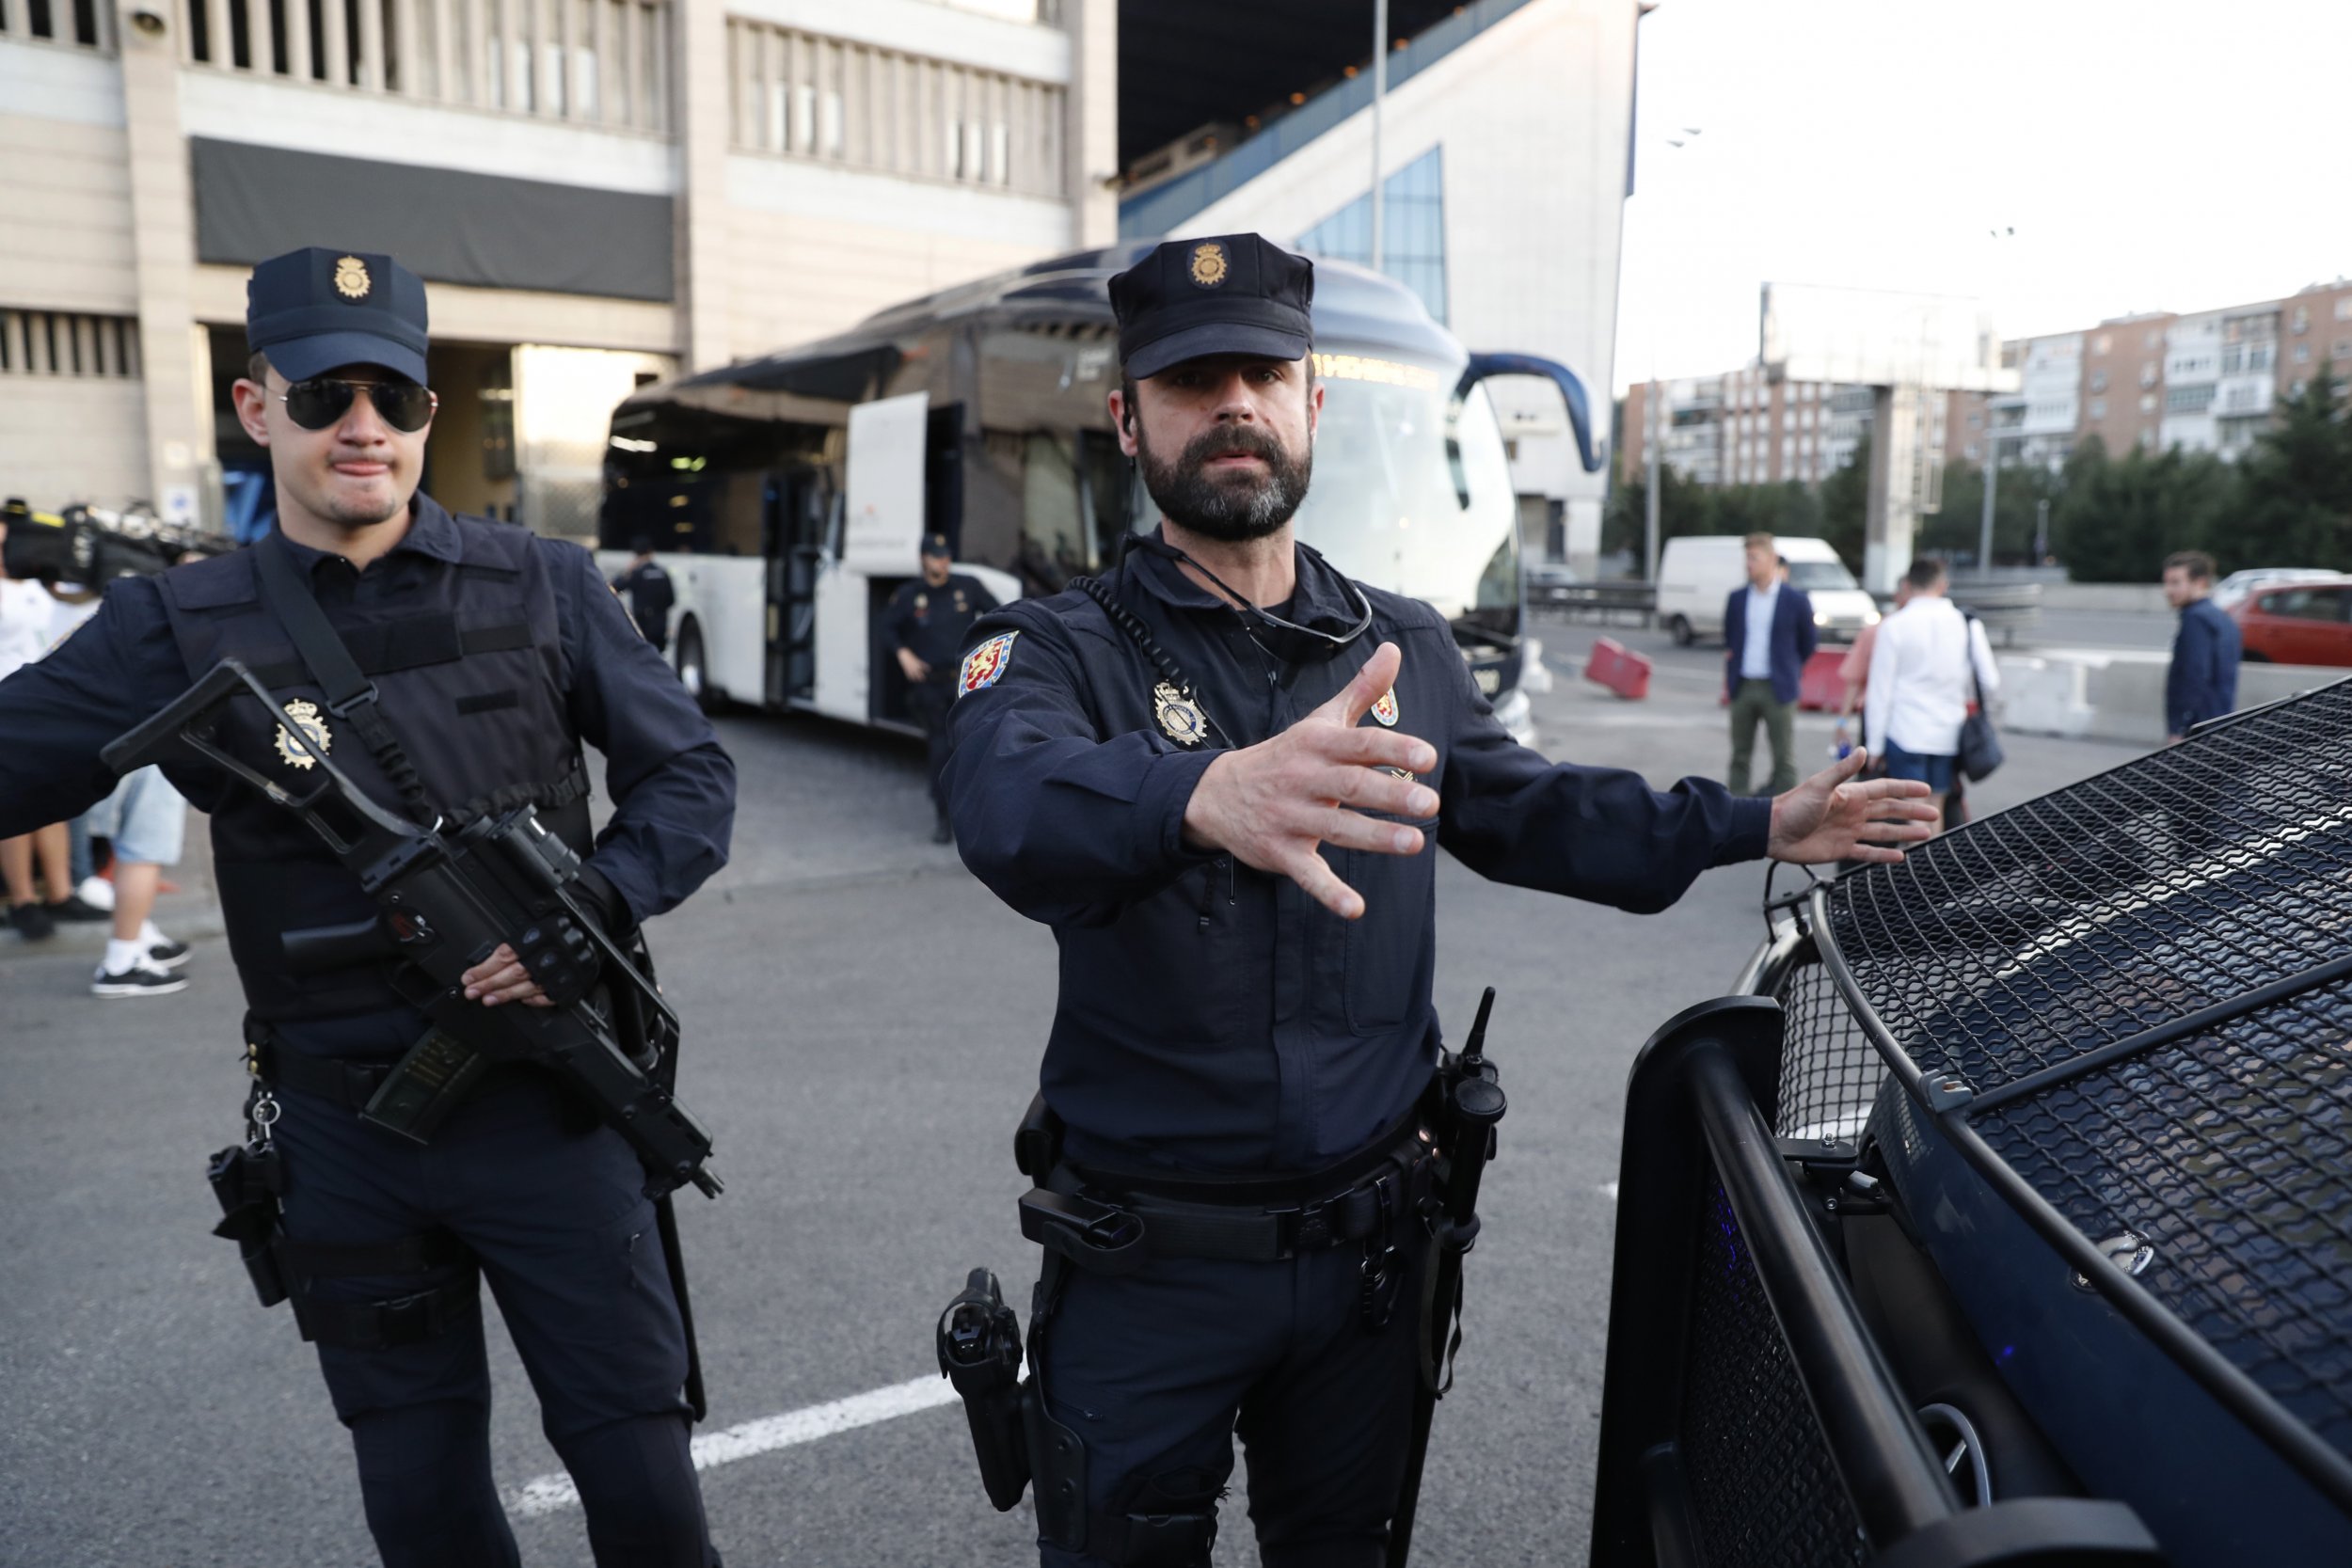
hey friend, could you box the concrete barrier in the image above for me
[2035,583,2173,613]
[1994,649,2350,745]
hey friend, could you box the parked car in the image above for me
[2231,579,2352,665]
[2211,567,2345,612]
[1654,533,1880,646]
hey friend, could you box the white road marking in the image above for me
[510,1373,961,1517]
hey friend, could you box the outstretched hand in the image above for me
[1181,641,1438,920]
[1767,748,1940,865]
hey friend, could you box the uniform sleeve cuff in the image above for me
[1136,746,1225,867]
[1713,794,1774,866]
[576,862,641,937]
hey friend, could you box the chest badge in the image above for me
[274,699,333,769]
[959,630,1019,696]
[1372,687,1400,726]
[1154,683,1209,747]
[914,592,929,612]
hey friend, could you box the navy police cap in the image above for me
[246,247,429,385]
[1109,234,1313,381]
[921,532,952,558]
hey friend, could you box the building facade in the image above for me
[1626,275,2352,491]
[1116,0,1643,577]
[0,0,1115,535]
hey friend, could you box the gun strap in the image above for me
[253,534,437,825]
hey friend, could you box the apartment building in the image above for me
[0,0,1115,534]
[1629,273,2352,493]
[1622,373,1912,490]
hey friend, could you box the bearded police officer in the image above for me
[943,235,1936,1567]
[0,248,735,1567]
[882,532,1000,841]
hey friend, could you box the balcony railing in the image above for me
[0,0,114,50]
[178,0,672,134]
[725,16,1064,198]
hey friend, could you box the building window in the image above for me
[0,310,140,378]
[2296,344,2312,364]
[726,21,1064,197]
[1296,145,1449,325]
[2165,384,2215,414]
[2089,370,2106,393]
[2294,309,2310,334]
[2139,392,2158,414]
[2089,398,2106,420]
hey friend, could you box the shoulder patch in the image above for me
[958,630,1019,696]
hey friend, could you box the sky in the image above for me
[1611,0,2352,393]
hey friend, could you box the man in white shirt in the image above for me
[1863,556,2000,821]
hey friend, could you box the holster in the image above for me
[206,1141,289,1308]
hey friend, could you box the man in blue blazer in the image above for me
[2162,549,2239,743]
[1724,532,1819,793]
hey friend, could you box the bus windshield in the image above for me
[1292,351,1518,625]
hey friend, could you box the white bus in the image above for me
[596,245,1602,744]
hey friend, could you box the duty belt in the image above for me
[1025,1114,1435,1274]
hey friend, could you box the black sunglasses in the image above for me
[278,376,438,434]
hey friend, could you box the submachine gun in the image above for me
[102,657,723,1202]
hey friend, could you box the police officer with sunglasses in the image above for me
[943,234,1939,1567]
[0,247,736,1566]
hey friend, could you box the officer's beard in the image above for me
[1135,422,1313,543]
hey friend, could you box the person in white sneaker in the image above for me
[82,765,191,997]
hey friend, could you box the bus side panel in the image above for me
[811,562,869,722]
[679,556,769,705]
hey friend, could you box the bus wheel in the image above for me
[1668,614,1694,647]
[675,620,715,710]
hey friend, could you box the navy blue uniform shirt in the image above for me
[0,498,734,1051]
[2167,595,2241,735]
[882,571,999,676]
[946,537,1772,1175]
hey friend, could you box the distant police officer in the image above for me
[882,532,998,842]
[945,234,1936,1567]
[0,248,736,1567]
[612,536,677,654]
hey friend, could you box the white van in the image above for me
[1654,535,1881,647]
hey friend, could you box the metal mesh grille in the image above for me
[1773,958,1884,1142]
[1822,680,2352,1091]
[1679,1178,1869,1568]
[1975,979,2352,1454]
[1820,679,2352,1464]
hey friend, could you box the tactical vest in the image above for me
[157,511,590,1020]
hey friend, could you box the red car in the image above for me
[2231,580,2352,665]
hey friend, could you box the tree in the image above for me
[1925,459,2063,567]
[2233,360,2352,570]
[2050,437,2235,582]
[1819,435,1868,574]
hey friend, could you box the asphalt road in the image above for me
[0,634,2140,1568]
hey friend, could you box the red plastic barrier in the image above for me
[1583,638,1652,701]
[1797,647,1851,712]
